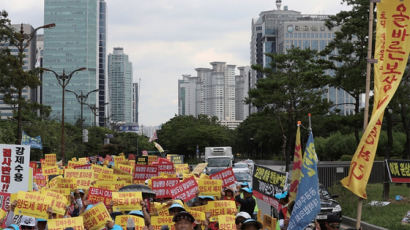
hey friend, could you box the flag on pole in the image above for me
[289,121,303,203]
[341,0,410,199]
[287,131,321,230]
[21,131,43,149]
[149,130,158,142]
[153,142,164,153]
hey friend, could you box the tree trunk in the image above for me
[16,88,23,144]
[383,108,392,200]
[400,103,410,159]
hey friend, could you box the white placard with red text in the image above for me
[0,145,30,193]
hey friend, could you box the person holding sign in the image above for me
[235,187,256,219]
[235,212,251,230]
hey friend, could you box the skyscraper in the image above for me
[98,0,107,127]
[132,82,139,124]
[43,0,103,125]
[178,75,198,116]
[0,24,37,119]
[108,47,133,123]
[235,66,251,121]
[250,5,355,115]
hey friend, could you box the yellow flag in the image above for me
[341,0,410,199]
[289,122,303,203]
[153,141,164,153]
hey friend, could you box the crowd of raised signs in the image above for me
[0,145,289,230]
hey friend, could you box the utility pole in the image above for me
[65,89,99,130]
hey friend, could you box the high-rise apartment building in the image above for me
[235,66,251,121]
[108,47,133,123]
[132,82,139,124]
[251,4,355,115]
[0,24,37,119]
[43,0,106,125]
[178,62,250,128]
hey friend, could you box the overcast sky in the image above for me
[2,0,350,126]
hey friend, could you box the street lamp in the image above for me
[88,102,109,127]
[11,23,55,144]
[65,89,99,130]
[41,67,86,163]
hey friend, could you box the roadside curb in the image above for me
[342,216,389,230]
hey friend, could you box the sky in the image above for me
[2,0,350,126]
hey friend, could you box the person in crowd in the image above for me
[198,196,215,206]
[173,211,196,230]
[275,191,289,230]
[316,214,342,230]
[222,187,235,201]
[235,212,252,230]
[169,203,186,216]
[240,219,262,230]
[235,186,256,218]
[240,182,259,217]
[20,216,36,230]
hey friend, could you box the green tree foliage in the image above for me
[323,0,375,143]
[157,115,234,161]
[247,48,331,168]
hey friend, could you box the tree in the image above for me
[157,115,234,161]
[247,47,331,170]
[322,0,375,143]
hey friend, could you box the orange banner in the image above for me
[341,0,410,198]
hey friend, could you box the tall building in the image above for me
[132,82,139,124]
[178,62,250,128]
[235,66,251,120]
[250,4,355,115]
[36,34,44,105]
[43,0,105,125]
[0,24,37,119]
[98,0,107,127]
[108,47,133,123]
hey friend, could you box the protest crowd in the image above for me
[0,147,287,230]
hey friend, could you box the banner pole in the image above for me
[357,1,376,229]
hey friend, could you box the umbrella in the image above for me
[119,184,156,199]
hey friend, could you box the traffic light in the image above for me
[82,129,88,143]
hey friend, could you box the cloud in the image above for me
[3,0,349,126]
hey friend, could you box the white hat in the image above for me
[235,211,251,219]
[20,216,36,226]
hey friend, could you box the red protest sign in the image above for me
[170,176,198,202]
[34,174,47,187]
[0,192,10,211]
[151,178,180,198]
[133,165,158,181]
[210,168,236,187]
[128,154,136,160]
[153,158,175,175]
[74,164,92,170]
[88,187,112,206]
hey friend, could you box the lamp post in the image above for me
[12,23,55,144]
[65,89,99,130]
[88,102,109,127]
[41,67,86,163]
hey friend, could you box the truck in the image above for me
[204,146,233,174]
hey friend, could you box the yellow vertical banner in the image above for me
[289,122,302,203]
[82,203,112,230]
[48,217,84,230]
[341,0,410,199]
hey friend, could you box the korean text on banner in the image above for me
[169,176,198,202]
[0,145,30,193]
[151,178,180,198]
[197,179,223,197]
[136,156,148,165]
[151,216,174,229]
[48,217,84,230]
[205,200,237,217]
[341,0,410,199]
[252,165,287,210]
[82,202,112,230]
[88,187,112,205]
[209,167,236,187]
[41,190,68,215]
[42,165,59,176]
[15,191,52,219]
[218,215,236,230]
[115,215,145,230]
[64,169,94,189]
[192,163,207,175]
[44,153,57,166]
[0,192,10,211]
[112,192,142,212]
[288,131,321,230]
[386,159,410,183]
[134,165,158,181]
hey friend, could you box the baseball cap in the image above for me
[241,187,253,194]
[198,196,215,200]
[169,203,185,211]
[236,212,252,220]
[274,191,288,199]
[111,225,123,230]
[240,182,249,187]
[4,224,19,230]
[172,211,195,223]
[85,204,94,211]
[20,216,36,226]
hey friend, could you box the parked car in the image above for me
[233,162,250,174]
[233,170,252,186]
[316,184,342,222]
